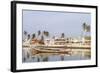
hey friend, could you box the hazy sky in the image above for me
[23,10,91,37]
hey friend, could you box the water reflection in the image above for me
[22,48,91,63]
[23,53,90,62]
[61,54,64,61]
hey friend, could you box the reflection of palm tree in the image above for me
[61,55,64,61]
[39,54,48,62]
[43,56,48,62]
[37,57,40,62]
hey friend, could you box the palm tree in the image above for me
[43,31,49,38]
[38,35,44,44]
[27,34,30,40]
[32,33,36,39]
[83,23,87,32]
[86,25,90,32]
[41,35,44,41]
[82,22,90,35]
[24,31,27,36]
[83,22,90,32]
[38,30,41,36]
[61,33,65,38]
[45,31,49,37]
[23,31,28,41]
[43,31,46,36]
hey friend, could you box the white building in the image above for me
[44,38,55,46]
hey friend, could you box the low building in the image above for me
[54,38,67,45]
[44,38,54,45]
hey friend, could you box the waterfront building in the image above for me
[44,38,54,45]
[54,38,67,45]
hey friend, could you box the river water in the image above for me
[22,48,91,63]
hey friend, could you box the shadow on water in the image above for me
[37,57,40,62]
[43,57,48,62]
[30,53,70,62]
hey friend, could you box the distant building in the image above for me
[24,36,91,46]
[44,38,54,45]
[54,38,67,45]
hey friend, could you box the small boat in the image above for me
[32,48,71,54]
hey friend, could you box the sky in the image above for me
[23,10,91,37]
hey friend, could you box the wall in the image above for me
[0,0,99,73]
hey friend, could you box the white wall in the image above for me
[0,0,100,73]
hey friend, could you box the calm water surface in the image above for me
[22,48,91,63]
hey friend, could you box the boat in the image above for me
[32,47,71,54]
